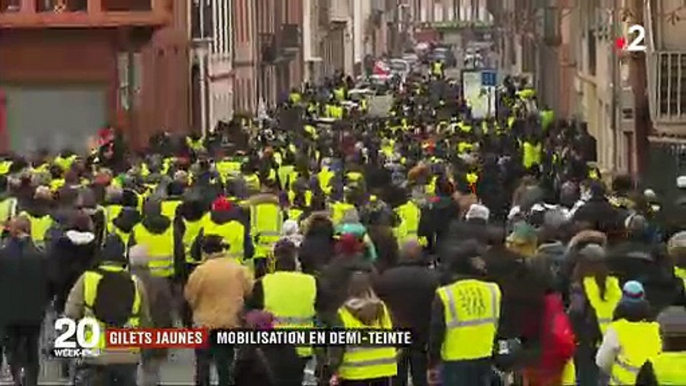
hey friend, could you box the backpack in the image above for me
[92,268,137,327]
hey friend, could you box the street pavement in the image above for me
[0,347,200,385]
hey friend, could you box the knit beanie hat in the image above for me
[212,196,232,212]
[622,280,646,303]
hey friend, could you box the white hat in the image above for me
[677,176,686,189]
[465,204,490,221]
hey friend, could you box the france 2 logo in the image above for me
[52,317,101,358]
[616,25,647,53]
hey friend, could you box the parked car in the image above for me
[388,59,411,82]
[430,47,457,67]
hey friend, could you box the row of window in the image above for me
[0,0,151,13]
[234,77,255,115]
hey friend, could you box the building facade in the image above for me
[0,0,187,151]
[190,0,234,133]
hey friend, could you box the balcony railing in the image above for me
[0,0,168,27]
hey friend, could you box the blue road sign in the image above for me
[481,70,497,87]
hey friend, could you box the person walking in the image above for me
[596,281,662,385]
[0,217,50,386]
[326,272,398,386]
[375,240,438,386]
[129,245,174,386]
[65,234,150,385]
[184,235,253,386]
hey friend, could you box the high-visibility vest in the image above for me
[105,204,124,233]
[83,264,141,352]
[523,142,542,169]
[161,199,182,220]
[0,197,17,225]
[131,223,175,278]
[250,202,283,256]
[21,212,53,248]
[263,271,317,357]
[650,352,686,385]
[338,304,397,380]
[111,225,131,247]
[609,319,662,385]
[583,276,622,335]
[0,161,12,175]
[203,219,246,261]
[244,174,260,192]
[318,169,334,195]
[278,165,296,191]
[216,160,241,178]
[288,190,312,207]
[436,279,501,361]
[394,202,423,245]
[288,208,304,224]
[330,202,355,225]
[182,217,205,264]
[346,171,363,183]
[675,267,686,288]
[425,176,437,196]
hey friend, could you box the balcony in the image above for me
[0,0,169,28]
[649,52,686,123]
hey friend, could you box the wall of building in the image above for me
[232,0,257,114]
[207,0,233,129]
[0,27,189,149]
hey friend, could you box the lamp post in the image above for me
[192,38,212,136]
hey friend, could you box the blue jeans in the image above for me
[441,358,493,386]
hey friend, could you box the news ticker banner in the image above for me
[52,318,413,358]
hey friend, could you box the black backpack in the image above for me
[92,268,137,327]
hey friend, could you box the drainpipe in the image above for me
[610,0,619,171]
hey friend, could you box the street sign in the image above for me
[481,70,497,87]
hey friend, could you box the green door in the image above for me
[3,85,108,153]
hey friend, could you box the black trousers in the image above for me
[5,324,41,386]
[396,345,428,386]
[195,330,235,386]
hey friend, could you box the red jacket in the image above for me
[525,293,576,385]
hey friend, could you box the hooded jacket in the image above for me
[326,295,390,371]
[48,227,98,313]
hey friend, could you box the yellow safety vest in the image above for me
[288,208,304,224]
[583,276,622,335]
[203,219,246,261]
[437,279,501,361]
[161,200,182,220]
[111,225,132,247]
[675,267,686,288]
[394,202,425,246]
[21,212,53,248]
[331,202,355,225]
[288,190,312,207]
[278,165,296,191]
[347,171,363,183]
[216,160,241,178]
[523,142,542,169]
[0,161,12,175]
[338,304,397,380]
[83,264,141,352]
[0,197,16,225]
[650,351,686,385]
[250,202,283,257]
[182,217,205,264]
[131,223,175,278]
[318,169,335,195]
[263,271,317,357]
[609,319,662,385]
[244,174,260,192]
[105,204,124,233]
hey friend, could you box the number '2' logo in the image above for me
[54,317,100,349]
[626,25,646,52]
